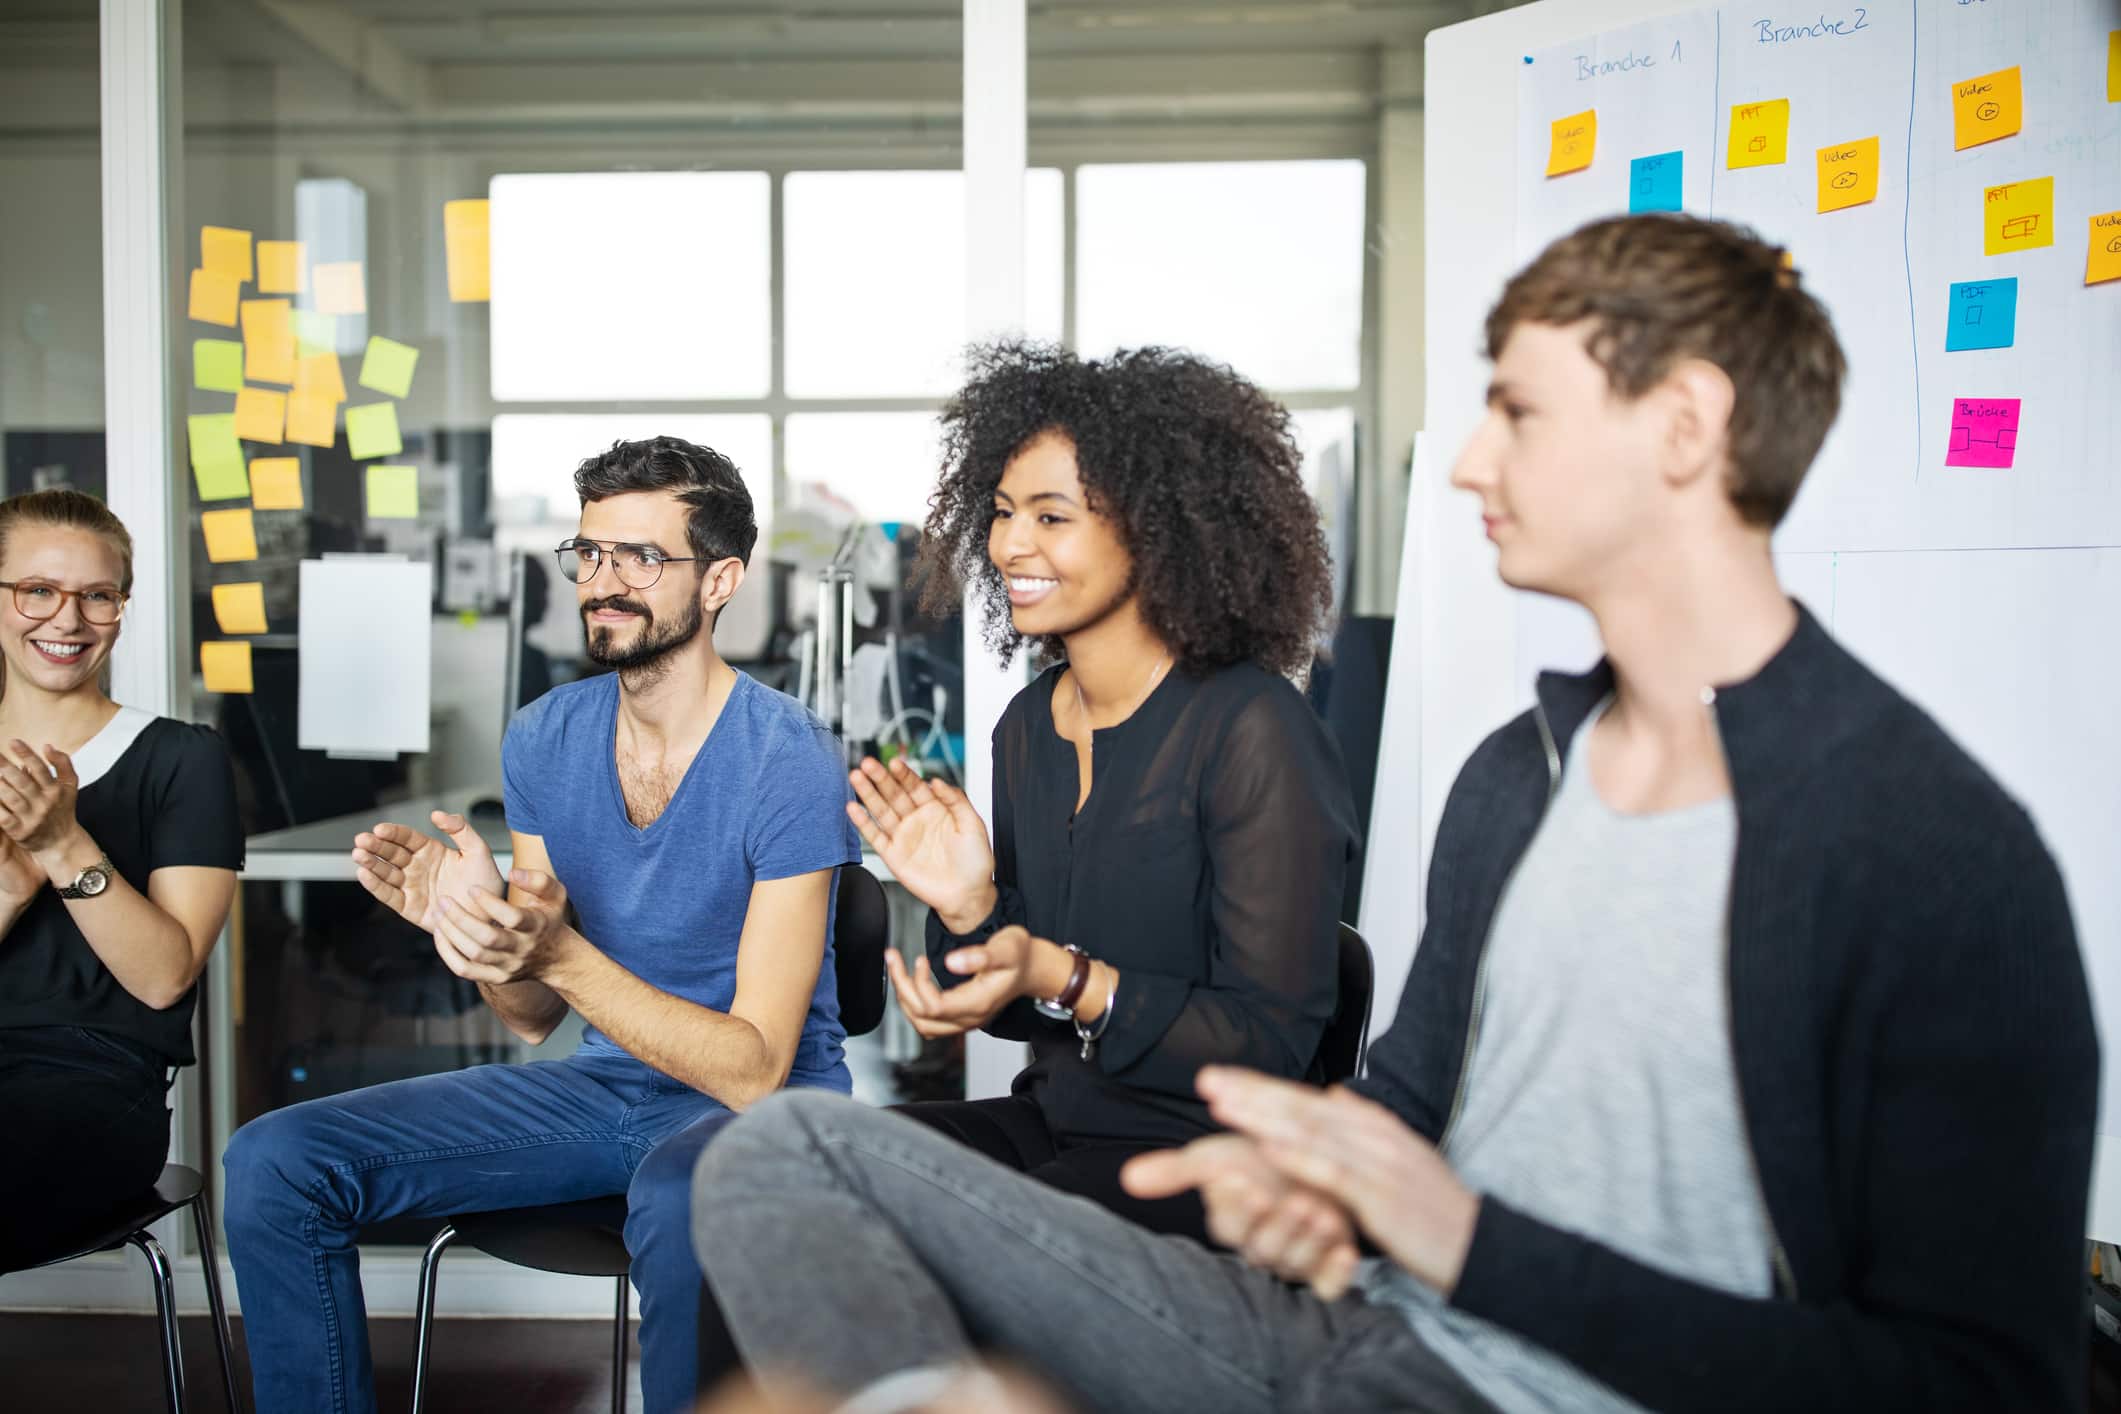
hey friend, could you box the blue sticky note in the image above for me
[1945,278,2018,352]
[1630,151,1684,213]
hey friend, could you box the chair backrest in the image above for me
[833,864,891,1038]
[1312,922,1375,1084]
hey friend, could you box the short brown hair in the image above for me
[0,488,135,593]
[1486,214,1845,527]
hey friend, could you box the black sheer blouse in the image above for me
[926,661,1359,1146]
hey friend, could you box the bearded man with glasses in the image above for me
[224,436,860,1414]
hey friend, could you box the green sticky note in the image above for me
[193,339,245,394]
[358,336,420,399]
[344,401,403,460]
[292,309,338,355]
[187,413,249,501]
[365,464,419,519]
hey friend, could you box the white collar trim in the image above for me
[71,705,157,789]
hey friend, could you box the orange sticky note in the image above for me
[293,352,346,403]
[313,261,367,316]
[250,457,305,510]
[201,508,258,564]
[201,226,253,283]
[211,582,268,635]
[1952,66,2023,150]
[188,269,241,327]
[445,199,491,302]
[233,386,287,444]
[1728,99,1791,169]
[1816,136,1880,213]
[2090,211,2121,285]
[257,240,306,294]
[285,392,338,449]
[1984,177,2056,255]
[241,298,296,384]
[1546,110,1597,177]
[201,641,254,695]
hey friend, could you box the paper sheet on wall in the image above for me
[298,557,432,756]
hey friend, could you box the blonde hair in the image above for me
[0,488,135,593]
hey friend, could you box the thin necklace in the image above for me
[1074,654,1172,731]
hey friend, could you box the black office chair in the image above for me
[1313,923,1376,1084]
[389,864,892,1414]
[4,1164,243,1414]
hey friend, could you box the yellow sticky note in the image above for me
[1546,110,1597,177]
[1728,98,1791,169]
[233,386,287,445]
[358,337,420,399]
[201,641,254,695]
[345,402,403,460]
[1952,66,2023,150]
[242,298,296,384]
[445,198,492,302]
[201,226,253,283]
[211,582,268,635]
[285,393,338,449]
[293,352,346,403]
[1816,136,1880,213]
[250,457,305,510]
[201,508,258,564]
[293,309,338,355]
[188,269,240,327]
[257,240,306,294]
[1984,177,2056,255]
[313,261,367,316]
[365,465,420,520]
[2109,31,2119,104]
[2090,211,2121,285]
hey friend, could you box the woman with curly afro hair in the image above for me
[844,340,1360,1240]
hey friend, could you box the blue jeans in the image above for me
[225,1046,836,1414]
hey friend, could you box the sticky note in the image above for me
[193,339,245,393]
[1945,278,2019,351]
[2090,211,2121,285]
[293,310,338,355]
[1816,137,1879,213]
[293,352,346,403]
[201,641,254,695]
[1546,110,1596,176]
[201,226,253,283]
[358,337,420,399]
[345,402,403,460]
[445,198,491,302]
[241,298,296,384]
[250,457,305,510]
[1984,177,2055,255]
[285,392,338,449]
[233,386,287,445]
[2109,31,2119,103]
[1628,151,1683,212]
[1728,99,1790,169]
[188,269,241,327]
[201,507,259,563]
[1951,66,2023,151]
[211,583,268,635]
[257,240,306,294]
[189,411,249,502]
[365,465,420,520]
[313,261,367,316]
[1944,397,2022,469]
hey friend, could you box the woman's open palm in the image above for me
[846,757,994,924]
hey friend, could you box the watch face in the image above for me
[78,867,109,897]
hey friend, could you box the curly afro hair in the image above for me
[915,340,1334,679]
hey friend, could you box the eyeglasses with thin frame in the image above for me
[554,538,709,590]
[0,580,128,626]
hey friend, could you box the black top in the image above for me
[928,662,1359,1146]
[1354,605,2098,1414]
[0,715,245,1067]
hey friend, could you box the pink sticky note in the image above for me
[1944,397,2021,468]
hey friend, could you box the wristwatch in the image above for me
[57,853,115,900]
[1033,943,1092,1021]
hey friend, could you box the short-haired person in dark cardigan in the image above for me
[692,217,2099,1414]
[0,490,243,1271]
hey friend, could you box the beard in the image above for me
[584,592,704,681]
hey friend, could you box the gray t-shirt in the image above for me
[1362,705,1774,1413]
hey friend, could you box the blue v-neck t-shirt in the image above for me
[501,671,860,1087]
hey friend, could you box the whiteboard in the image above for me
[1366,0,2121,1239]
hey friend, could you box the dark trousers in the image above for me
[695,1092,1210,1393]
[0,1025,172,1272]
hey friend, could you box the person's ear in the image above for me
[701,557,745,616]
[1660,358,1737,493]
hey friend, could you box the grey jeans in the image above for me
[692,1090,1498,1414]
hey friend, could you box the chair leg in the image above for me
[187,1193,245,1414]
[410,1225,458,1414]
[128,1230,188,1414]
[611,1275,630,1414]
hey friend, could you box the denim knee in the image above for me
[223,1106,327,1231]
